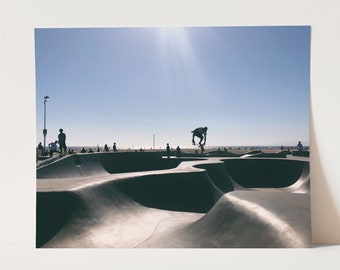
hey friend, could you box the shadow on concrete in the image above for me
[36,152,312,248]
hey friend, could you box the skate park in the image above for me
[36,150,311,248]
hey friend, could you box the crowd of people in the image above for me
[36,127,205,159]
[36,128,67,160]
[36,132,123,163]
[36,126,307,161]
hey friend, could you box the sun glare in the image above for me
[157,27,212,98]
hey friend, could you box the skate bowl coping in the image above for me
[221,158,309,188]
[37,152,203,179]
[36,154,310,248]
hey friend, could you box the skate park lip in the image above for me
[36,151,311,248]
[36,151,309,192]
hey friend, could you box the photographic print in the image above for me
[35,26,311,248]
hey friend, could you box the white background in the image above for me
[0,0,339,269]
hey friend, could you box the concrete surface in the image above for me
[36,152,311,248]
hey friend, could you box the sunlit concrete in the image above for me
[36,151,311,248]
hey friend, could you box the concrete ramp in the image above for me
[36,152,311,248]
[137,191,311,248]
[37,152,183,179]
[223,158,308,188]
[37,171,215,248]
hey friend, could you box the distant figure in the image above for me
[81,147,87,153]
[297,141,303,151]
[58,128,67,155]
[48,141,58,157]
[176,146,181,157]
[104,144,109,152]
[166,143,171,158]
[113,142,117,152]
[192,127,208,146]
[281,146,284,151]
[37,142,43,156]
[88,148,94,153]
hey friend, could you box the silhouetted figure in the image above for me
[166,143,171,158]
[48,141,58,157]
[176,146,181,157]
[192,127,208,146]
[297,141,303,151]
[113,142,117,152]
[281,146,284,151]
[81,147,87,153]
[58,129,67,155]
[37,142,43,156]
[104,144,109,152]
[88,148,94,153]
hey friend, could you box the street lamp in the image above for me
[43,95,50,153]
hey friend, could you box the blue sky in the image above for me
[35,26,310,149]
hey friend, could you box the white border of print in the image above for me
[1,0,340,269]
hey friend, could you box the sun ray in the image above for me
[157,27,213,100]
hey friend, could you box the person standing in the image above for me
[37,142,43,156]
[176,145,181,157]
[113,142,117,152]
[58,128,67,155]
[166,143,171,158]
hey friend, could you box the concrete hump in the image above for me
[37,152,182,179]
[136,190,311,248]
[36,152,311,248]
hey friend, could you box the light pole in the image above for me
[43,95,50,154]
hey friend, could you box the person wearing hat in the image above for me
[58,128,67,155]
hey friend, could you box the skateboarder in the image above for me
[192,127,208,146]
